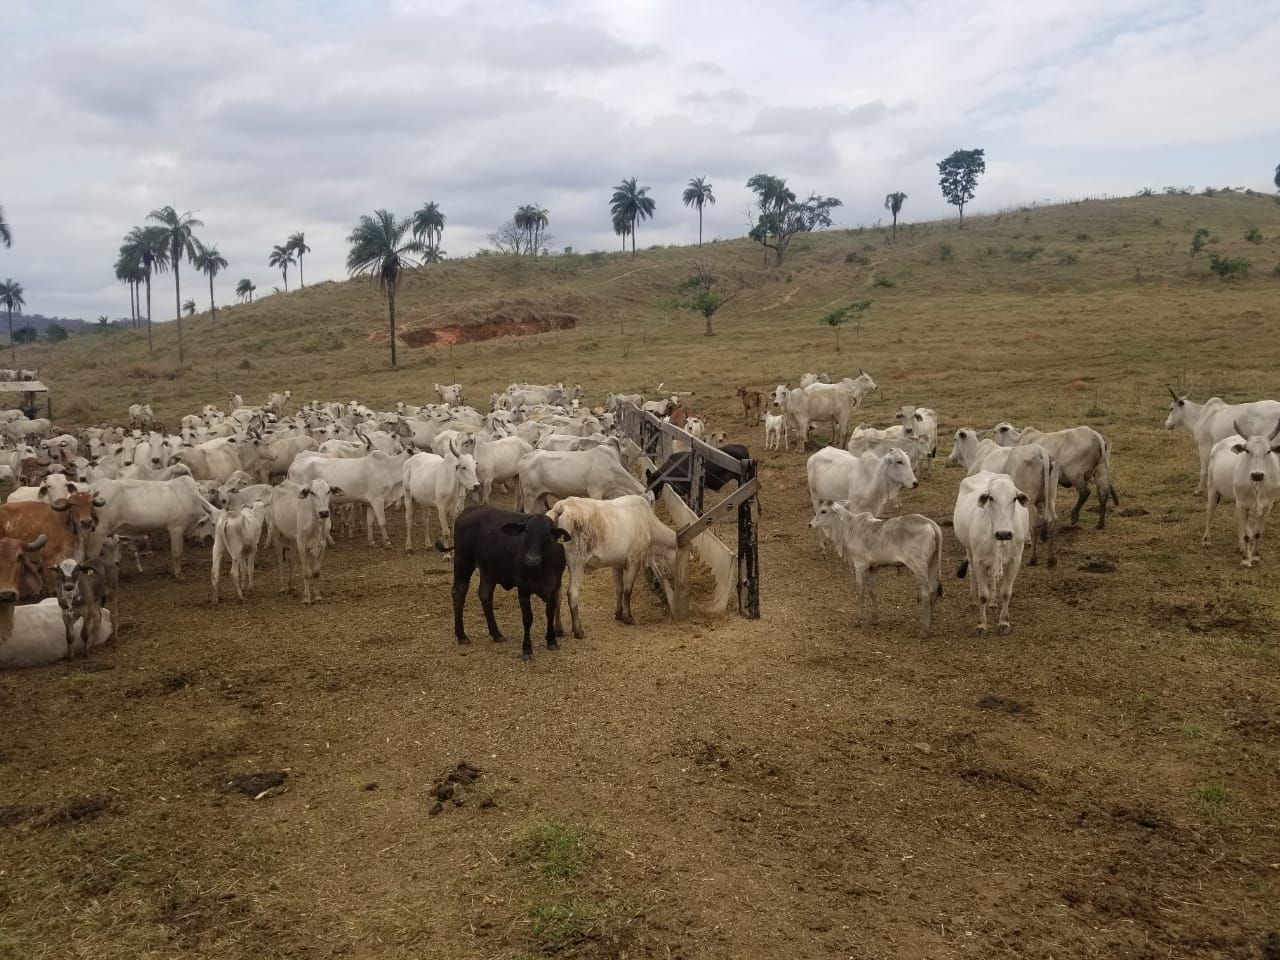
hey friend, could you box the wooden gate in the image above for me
[615,402,760,618]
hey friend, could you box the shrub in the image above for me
[1201,186,1217,197]
[1190,228,1210,255]
[127,362,158,380]
[12,326,38,344]
[237,358,254,370]
[1152,217,1163,226]
[938,243,954,262]
[1208,255,1250,280]
[1007,246,1044,263]
[844,250,870,265]
[45,323,68,342]
[1075,232,1090,241]
[585,251,606,266]
[872,273,895,288]
[1137,187,1155,197]
[1245,226,1263,244]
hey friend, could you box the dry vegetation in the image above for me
[3,192,1280,959]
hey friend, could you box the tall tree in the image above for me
[147,206,203,362]
[0,204,10,248]
[114,255,144,327]
[884,191,907,241]
[287,231,310,287]
[121,225,170,354]
[193,242,228,324]
[183,299,196,317]
[681,177,716,246]
[1274,163,1280,191]
[236,277,256,303]
[746,174,841,266]
[346,209,423,368]
[612,209,632,252]
[528,205,549,256]
[268,244,295,291]
[937,149,986,226]
[610,178,656,257]
[412,201,446,261]
[0,279,24,365]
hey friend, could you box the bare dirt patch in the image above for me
[399,296,583,347]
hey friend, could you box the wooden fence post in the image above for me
[737,459,760,618]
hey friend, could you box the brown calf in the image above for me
[737,387,764,425]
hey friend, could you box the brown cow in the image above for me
[0,493,102,593]
[668,404,690,428]
[737,387,764,425]
[0,534,48,603]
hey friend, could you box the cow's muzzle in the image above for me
[79,520,96,531]
[0,590,17,603]
[1251,472,1265,482]
[523,554,543,569]
[995,531,1014,541]
[317,510,330,519]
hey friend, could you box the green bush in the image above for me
[873,273,895,288]
[937,243,954,262]
[45,323,68,342]
[844,250,870,265]
[1007,246,1044,263]
[1245,226,1263,244]
[1208,255,1250,280]
[1190,228,1210,255]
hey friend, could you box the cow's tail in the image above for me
[1038,449,1053,541]
[955,557,969,579]
[932,524,944,598]
[1098,434,1119,505]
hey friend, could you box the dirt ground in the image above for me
[4,194,1280,958]
[3,383,1280,960]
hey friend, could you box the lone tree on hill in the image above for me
[346,209,423,369]
[884,191,907,241]
[236,277,256,302]
[746,174,841,266]
[269,243,296,292]
[412,201,446,262]
[0,279,25,364]
[13,326,37,344]
[679,261,736,337]
[45,322,68,342]
[682,176,715,246]
[610,178,656,257]
[148,205,203,363]
[194,242,227,324]
[821,300,871,353]
[287,232,311,287]
[183,299,196,317]
[514,205,550,256]
[938,149,986,226]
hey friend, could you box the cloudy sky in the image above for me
[2,0,1277,320]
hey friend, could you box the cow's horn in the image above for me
[23,534,47,551]
[93,496,106,507]
[1167,386,1180,400]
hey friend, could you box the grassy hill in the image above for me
[24,188,1280,425]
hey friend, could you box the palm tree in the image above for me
[346,209,423,368]
[612,209,632,252]
[682,177,715,246]
[0,204,10,248]
[183,299,196,317]
[513,205,534,255]
[287,231,311,287]
[147,206,203,363]
[527,205,549,256]
[412,202,446,261]
[1274,163,1280,192]
[235,278,256,303]
[884,191,907,242]
[0,280,26,365]
[268,244,295,292]
[193,242,228,324]
[114,255,144,327]
[121,225,170,354]
[610,178,656,257]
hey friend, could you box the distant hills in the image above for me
[2,313,89,334]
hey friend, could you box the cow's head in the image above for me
[1229,419,1280,483]
[977,477,1028,542]
[52,489,103,532]
[883,449,918,490]
[502,514,571,569]
[298,479,339,520]
[1164,387,1193,430]
[448,441,480,495]
[0,533,47,604]
[992,422,1020,448]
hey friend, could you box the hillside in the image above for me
[20,189,1280,424]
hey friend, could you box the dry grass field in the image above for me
[3,191,1280,959]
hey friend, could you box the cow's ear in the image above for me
[977,493,991,506]
[51,498,70,512]
[1015,493,1029,506]
[330,486,344,497]
[894,412,903,420]
[298,488,312,498]
[1231,443,1246,454]
[66,482,78,494]
[500,521,528,536]
[553,528,572,543]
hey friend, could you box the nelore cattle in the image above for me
[1203,419,1280,567]
[449,505,569,661]
[1165,391,1280,493]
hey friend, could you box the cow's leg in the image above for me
[517,590,535,661]
[309,546,324,603]
[435,503,452,552]
[996,562,1020,635]
[452,563,474,644]
[567,561,586,639]
[364,503,377,546]
[1068,485,1090,526]
[404,493,415,552]
[370,497,390,547]
[912,562,934,634]
[1095,476,1109,530]
[1026,504,1039,566]
[864,566,880,624]
[168,525,185,580]
[1203,490,1220,546]
[544,590,560,650]
[617,562,639,625]
[852,563,868,625]
[1235,502,1252,565]
[210,528,225,603]
[972,561,991,637]
[62,609,75,659]
[1044,505,1058,568]
[478,573,504,642]
[231,554,246,602]
[1196,445,1210,495]
[245,545,258,593]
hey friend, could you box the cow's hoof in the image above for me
[1201,537,1212,547]
[301,599,312,606]
[573,629,585,640]
[491,634,507,643]
[974,626,987,638]
[521,652,533,662]
[547,639,559,651]
[457,635,472,646]
[405,547,414,555]
[996,623,1011,636]
[1027,556,1038,567]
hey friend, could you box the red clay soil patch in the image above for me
[399,298,580,347]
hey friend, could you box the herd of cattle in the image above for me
[0,375,1274,667]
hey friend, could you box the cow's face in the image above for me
[0,534,48,604]
[1164,395,1191,431]
[299,479,337,520]
[885,450,918,490]
[992,423,1020,448]
[502,514,571,569]
[947,429,975,466]
[52,490,102,532]
[977,478,1028,542]
[1229,420,1280,483]
[455,453,480,494]
[808,500,847,538]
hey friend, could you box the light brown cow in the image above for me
[737,387,763,425]
[0,493,102,592]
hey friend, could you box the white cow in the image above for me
[402,447,481,552]
[1164,390,1280,493]
[0,598,114,669]
[1202,419,1280,566]
[434,383,465,405]
[210,501,269,602]
[953,471,1029,637]
[806,447,917,516]
[808,501,943,633]
[270,478,338,604]
[993,423,1117,529]
[89,475,218,578]
[474,435,533,503]
[764,412,788,451]
[777,372,877,447]
[844,435,931,474]
[948,428,1057,567]
[7,472,73,504]
[173,437,244,483]
[545,495,681,639]
[517,448,648,513]
[289,450,409,547]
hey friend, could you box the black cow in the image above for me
[448,505,571,661]
[645,443,751,500]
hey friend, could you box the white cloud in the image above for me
[0,0,1277,318]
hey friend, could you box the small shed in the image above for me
[0,380,50,418]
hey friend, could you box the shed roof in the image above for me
[0,381,48,393]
